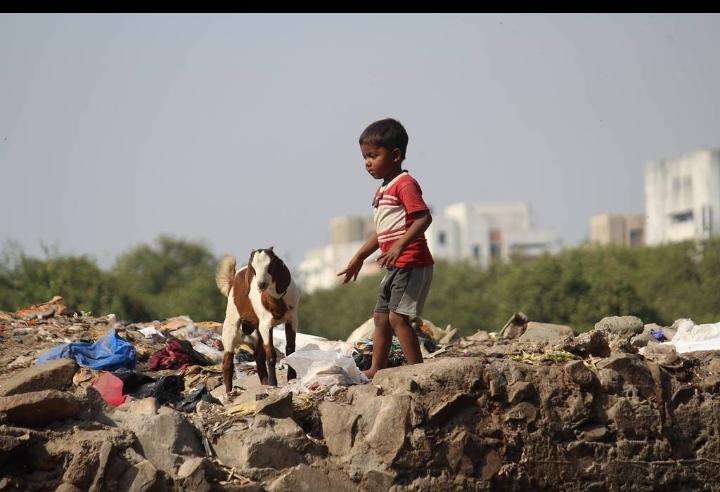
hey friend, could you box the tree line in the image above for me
[2,236,719,340]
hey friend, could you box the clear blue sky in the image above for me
[1,13,719,269]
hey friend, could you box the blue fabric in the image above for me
[36,329,136,370]
[650,328,666,342]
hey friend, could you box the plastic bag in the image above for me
[36,329,136,370]
[285,349,368,392]
[92,371,127,407]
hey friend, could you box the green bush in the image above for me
[2,236,720,340]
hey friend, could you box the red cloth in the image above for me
[148,339,195,371]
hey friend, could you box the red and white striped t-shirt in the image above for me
[372,171,434,268]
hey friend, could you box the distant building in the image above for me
[590,214,645,246]
[645,148,720,245]
[426,202,561,267]
[297,203,560,292]
[296,216,381,293]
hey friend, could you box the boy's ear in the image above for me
[392,148,403,163]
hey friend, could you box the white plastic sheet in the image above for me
[661,319,720,354]
[284,348,368,392]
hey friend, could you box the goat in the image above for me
[215,247,299,391]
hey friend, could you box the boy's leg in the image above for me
[364,311,392,379]
[389,311,424,365]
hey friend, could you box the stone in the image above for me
[564,360,595,388]
[111,405,204,477]
[214,415,309,470]
[117,459,162,492]
[518,322,576,345]
[0,359,78,396]
[504,402,537,423]
[319,401,359,456]
[596,354,656,399]
[362,470,395,491]
[175,457,210,492]
[0,389,80,426]
[595,316,644,337]
[119,397,159,416]
[427,392,475,425]
[507,381,537,404]
[256,392,293,419]
[562,329,610,358]
[268,464,358,492]
[580,425,610,442]
[498,312,528,339]
[642,344,683,369]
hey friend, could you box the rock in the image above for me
[256,392,293,419]
[111,405,204,477]
[631,332,654,348]
[595,316,644,336]
[507,381,537,404]
[361,470,395,491]
[0,389,80,426]
[0,359,78,396]
[119,397,159,416]
[641,344,683,369]
[118,459,162,492]
[439,327,459,345]
[580,425,610,442]
[564,360,595,388]
[214,415,310,469]
[562,329,610,358]
[498,312,528,339]
[597,354,656,398]
[175,457,210,492]
[319,401,359,456]
[466,330,490,343]
[268,464,358,492]
[504,402,537,423]
[518,322,576,345]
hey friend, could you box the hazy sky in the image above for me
[1,13,719,270]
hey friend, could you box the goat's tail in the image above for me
[215,255,237,297]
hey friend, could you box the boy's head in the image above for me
[359,118,409,161]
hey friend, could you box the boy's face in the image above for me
[360,143,403,181]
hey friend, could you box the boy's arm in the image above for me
[337,231,379,283]
[377,210,432,268]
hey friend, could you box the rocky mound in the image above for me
[1,301,719,491]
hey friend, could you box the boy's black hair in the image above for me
[359,118,409,159]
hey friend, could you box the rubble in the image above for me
[2,297,720,490]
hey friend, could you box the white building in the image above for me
[296,216,381,293]
[297,203,560,292]
[645,148,720,245]
[426,202,561,267]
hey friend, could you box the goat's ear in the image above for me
[273,258,291,295]
[268,246,274,253]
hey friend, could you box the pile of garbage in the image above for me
[3,297,720,490]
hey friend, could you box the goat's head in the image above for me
[248,246,277,292]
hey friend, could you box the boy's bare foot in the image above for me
[362,368,377,380]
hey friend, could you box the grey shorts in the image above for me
[374,265,433,319]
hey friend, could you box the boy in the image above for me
[337,118,434,379]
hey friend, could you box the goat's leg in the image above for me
[264,329,278,387]
[221,298,241,394]
[254,335,269,385]
[285,321,297,381]
[222,352,235,394]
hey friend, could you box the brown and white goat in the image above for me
[215,247,299,390]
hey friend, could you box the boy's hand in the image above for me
[377,243,403,268]
[337,257,363,283]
